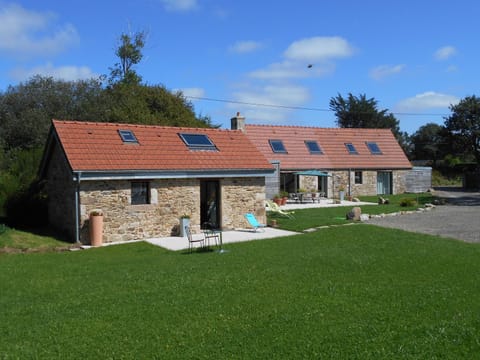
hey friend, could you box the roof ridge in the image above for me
[245,124,392,131]
[52,119,238,133]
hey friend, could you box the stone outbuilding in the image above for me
[231,113,413,199]
[39,120,274,244]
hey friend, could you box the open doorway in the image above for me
[200,180,220,229]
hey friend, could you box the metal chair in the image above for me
[185,225,205,252]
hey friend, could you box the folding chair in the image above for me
[244,213,267,232]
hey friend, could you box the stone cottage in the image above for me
[230,113,412,198]
[39,120,274,244]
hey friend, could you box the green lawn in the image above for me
[268,192,434,231]
[0,225,73,252]
[1,223,480,358]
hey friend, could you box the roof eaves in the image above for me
[74,168,275,181]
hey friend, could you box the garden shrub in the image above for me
[399,197,417,207]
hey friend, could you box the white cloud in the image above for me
[284,36,354,62]
[10,63,97,82]
[434,46,457,61]
[234,84,310,106]
[229,40,262,54]
[0,4,79,58]
[369,64,405,80]
[160,0,198,12]
[176,87,205,98]
[249,36,353,81]
[396,91,460,111]
[231,84,310,122]
[249,60,334,80]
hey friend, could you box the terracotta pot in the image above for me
[89,214,104,246]
[273,198,282,205]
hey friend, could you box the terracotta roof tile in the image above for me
[245,124,411,170]
[52,120,273,172]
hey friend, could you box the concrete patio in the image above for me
[281,198,376,210]
[145,227,298,251]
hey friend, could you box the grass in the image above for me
[268,192,433,232]
[1,224,480,358]
[0,225,73,253]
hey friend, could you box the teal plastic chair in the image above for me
[244,213,267,232]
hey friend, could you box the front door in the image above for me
[377,171,392,195]
[200,180,220,229]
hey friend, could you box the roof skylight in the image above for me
[345,143,358,154]
[179,133,217,151]
[118,129,138,143]
[269,139,287,153]
[305,140,323,154]
[366,142,382,155]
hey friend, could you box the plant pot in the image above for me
[339,191,345,202]
[180,218,190,237]
[273,198,282,205]
[89,214,103,246]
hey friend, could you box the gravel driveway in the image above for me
[366,187,480,243]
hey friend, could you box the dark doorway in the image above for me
[200,180,220,229]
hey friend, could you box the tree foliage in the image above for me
[330,93,401,132]
[444,95,480,165]
[109,31,146,86]
[329,93,410,155]
[410,123,447,165]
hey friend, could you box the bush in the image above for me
[399,198,417,207]
[5,181,48,228]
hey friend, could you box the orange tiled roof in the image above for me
[51,120,273,172]
[244,124,411,170]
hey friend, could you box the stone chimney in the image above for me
[230,112,246,132]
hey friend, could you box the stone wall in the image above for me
[78,176,266,244]
[298,176,317,192]
[221,177,266,229]
[329,169,408,198]
[44,142,77,241]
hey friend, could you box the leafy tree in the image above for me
[444,95,480,165]
[0,76,105,151]
[108,31,146,86]
[329,93,410,154]
[330,93,401,132]
[411,123,447,165]
[103,83,213,127]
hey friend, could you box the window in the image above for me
[366,142,382,155]
[345,143,358,154]
[269,139,287,153]
[355,171,363,184]
[118,129,138,143]
[305,140,323,154]
[179,133,217,151]
[131,182,150,205]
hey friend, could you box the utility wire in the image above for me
[185,95,449,117]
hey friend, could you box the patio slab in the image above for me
[281,199,376,210]
[145,227,298,251]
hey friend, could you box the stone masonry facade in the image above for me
[296,169,408,199]
[79,177,266,244]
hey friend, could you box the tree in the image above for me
[329,93,409,154]
[411,123,447,165]
[108,31,146,86]
[444,95,480,165]
[0,76,106,151]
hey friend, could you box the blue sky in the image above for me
[0,0,478,134]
